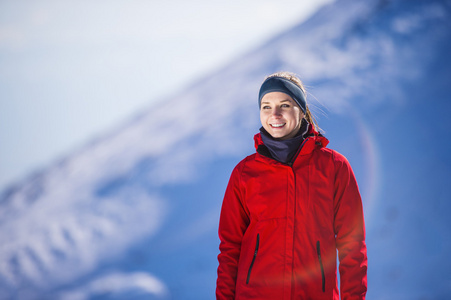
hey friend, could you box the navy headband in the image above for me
[258,76,307,113]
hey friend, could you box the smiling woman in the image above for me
[216,71,367,299]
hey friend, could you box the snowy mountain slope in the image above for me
[1,0,451,299]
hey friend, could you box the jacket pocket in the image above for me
[246,233,260,284]
[316,241,325,292]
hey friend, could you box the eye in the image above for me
[281,104,290,108]
[261,105,271,110]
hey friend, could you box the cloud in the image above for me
[59,271,169,300]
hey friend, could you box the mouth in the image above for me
[270,123,286,128]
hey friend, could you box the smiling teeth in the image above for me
[271,123,285,128]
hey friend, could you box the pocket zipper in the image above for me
[246,234,260,284]
[316,241,326,292]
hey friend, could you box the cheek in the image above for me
[259,112,266,126]
[295,111,304,123]
[288,111,300,124]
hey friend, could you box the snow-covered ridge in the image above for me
[1,0,450,299]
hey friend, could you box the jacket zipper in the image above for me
[287,138,309,167]
[316,241,326,292]
[246,234,260,284]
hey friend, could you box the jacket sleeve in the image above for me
[216,161,250,300]
[333,152,368,300]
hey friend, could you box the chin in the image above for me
[272,133,289,140]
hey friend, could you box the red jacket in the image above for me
[216,129,367,299]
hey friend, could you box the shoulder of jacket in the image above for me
[314,146,346,160]
[331,149,350,163]
[233,153,258,173]
[237,153,257,164]
[325,149,354,175]
[310,145,334,159]
[313,147,352,171]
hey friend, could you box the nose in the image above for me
[272,107,282,116]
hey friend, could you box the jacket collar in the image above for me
[259,119,309,164]
[254,124,329,162]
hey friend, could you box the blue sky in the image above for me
[0,0,333,191]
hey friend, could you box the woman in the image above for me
[216,72,367,299]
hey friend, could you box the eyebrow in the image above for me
[261,99,293,104]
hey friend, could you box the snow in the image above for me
[58,272,169,300]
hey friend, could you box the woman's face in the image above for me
[260,92,304,140]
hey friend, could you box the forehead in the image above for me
[261,91,295,103]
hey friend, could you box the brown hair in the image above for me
[264,71,320,133]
